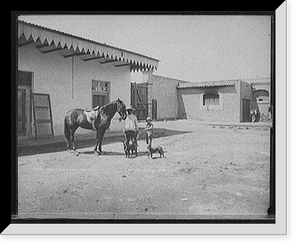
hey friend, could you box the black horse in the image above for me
[64,98,127,154]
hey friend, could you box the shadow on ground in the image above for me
[17,128,191,157]
[79,150,148,158]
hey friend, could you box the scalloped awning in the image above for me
[18,21,159,72]
[177,80,237,89]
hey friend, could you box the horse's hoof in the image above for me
[94,151,99,155]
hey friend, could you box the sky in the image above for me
[18,14,271,83]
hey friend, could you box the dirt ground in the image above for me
[17,120,271,220]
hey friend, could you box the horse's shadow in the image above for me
[149,156,166,160]
[79,150,124,156]
[18,126,188,157]
[79,150,149,157]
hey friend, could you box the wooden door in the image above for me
[242,99,251,122]
[33,93,54,137]
[152,99,157,120]
[18,89,26,135]
[92,94,107,108]
[131,82,148,120]
[18,71,32,136]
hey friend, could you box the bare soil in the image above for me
[17,120,271,220]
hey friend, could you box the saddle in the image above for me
[84,106,100,123]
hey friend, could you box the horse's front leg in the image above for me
[97,129,106,155]
[94,129,100,154]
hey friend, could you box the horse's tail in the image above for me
[64,117,71,144]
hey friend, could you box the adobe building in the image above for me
[17,21,159,138]
[137,73,270,123]
[177,80,252,122]
[144,74,190,120]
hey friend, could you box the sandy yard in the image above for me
[16,120,271,220]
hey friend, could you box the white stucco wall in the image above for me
[18,44,131,136]
[178,86,241,123]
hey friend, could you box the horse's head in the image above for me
[116,98,127,120]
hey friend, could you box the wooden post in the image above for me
[72,56,75,99]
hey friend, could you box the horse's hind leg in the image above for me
[65,132,71,150]
[64,121,71,150]
[70,128,78,151]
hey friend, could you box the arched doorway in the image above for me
[252,89,270,122]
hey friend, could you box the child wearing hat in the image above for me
[144,117,154,147]
[124,106,138,146]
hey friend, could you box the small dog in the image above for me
[147,145,164,158]
[122,141,137,158]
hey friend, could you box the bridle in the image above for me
[116,99,127,120]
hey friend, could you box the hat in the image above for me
[146,117,152,121]
[126,105,135,111]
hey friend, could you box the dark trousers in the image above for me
[125,130,137,145]
[146,133,153,146]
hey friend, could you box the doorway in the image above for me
[18,89,26,135]
[92,94,108,108]
[131,82,148,120]
[18,71,32,136]
[242,99,251,122]
[92,80,109,108]
[152,99,157,120]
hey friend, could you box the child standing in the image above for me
[124,106,138,145]
[144,117,154,147]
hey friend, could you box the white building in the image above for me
[17,21,159,138]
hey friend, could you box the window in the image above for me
[92,80,110,108]
[203,93,219,106]
[252,90,269,103]
[92,80,109,93]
